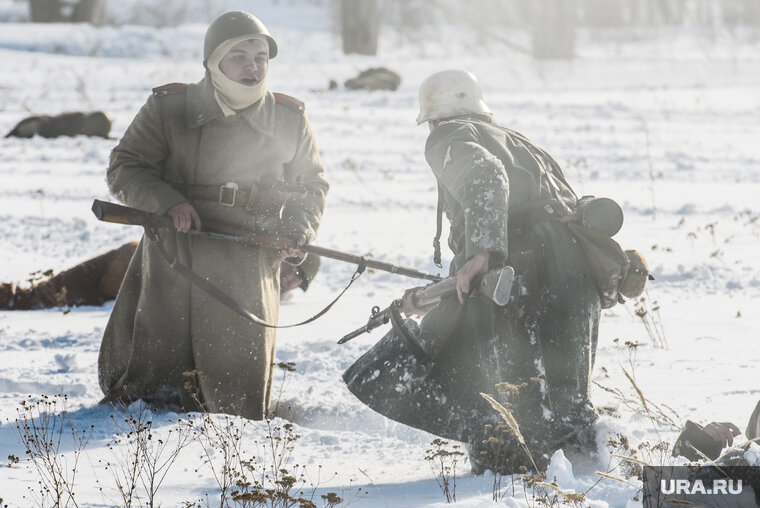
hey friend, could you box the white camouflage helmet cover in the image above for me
[417,69,491,125]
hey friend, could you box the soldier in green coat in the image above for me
[344,70,600,473]
[98,11,328,420]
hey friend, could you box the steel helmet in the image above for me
[204,11,277,66]
[416,69,491,125]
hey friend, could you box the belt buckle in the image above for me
[219,182,239,207]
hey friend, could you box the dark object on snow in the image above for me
[0,238,321,311]
[344,67,401,91]
[28,0,105,24]
[672,420,725,461]
[0,241,138,310]
[6,111,112,139]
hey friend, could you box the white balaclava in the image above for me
[206,34,269,116]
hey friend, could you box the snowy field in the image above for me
[1,1,760,506]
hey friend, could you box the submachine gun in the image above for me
[338,265,514,360]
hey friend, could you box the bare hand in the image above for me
[280,233,307,262]
[168,202,201,233]
[456,252,489,303]
[401,287,433,317]
[702,422,742,448]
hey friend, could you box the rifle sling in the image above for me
[153,231,364,329]
[432,184,444,268]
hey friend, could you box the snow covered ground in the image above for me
[1,1,759,506]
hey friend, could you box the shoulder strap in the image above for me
[152,82,187,97]
[273,92,305,112]
[432,184,444,267]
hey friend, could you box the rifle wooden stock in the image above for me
[412,265,514,309]
[338,266,514,344]
[92,199,174,229]
[91,199,442,282]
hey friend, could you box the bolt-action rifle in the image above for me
[338,265,514,361]
[91,199,441,282]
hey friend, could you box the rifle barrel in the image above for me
[338,305,392,344]
[92,199,442,282]
[302,244,441,282]
[338,326,371,344]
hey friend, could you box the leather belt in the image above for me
[172,181,303,216]
[173,182,250,208]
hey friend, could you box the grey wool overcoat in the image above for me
[99,77,328,419]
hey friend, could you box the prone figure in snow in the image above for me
[0,242,320,310]
[6,111,112,139]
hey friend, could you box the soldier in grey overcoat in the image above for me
[98,11,328,420]
[344,70,600,473]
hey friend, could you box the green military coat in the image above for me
[344,115,599,461]
[99,77,328,419]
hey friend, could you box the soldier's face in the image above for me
[218,38,269,86]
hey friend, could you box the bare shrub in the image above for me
[193,411,247,507]
[102,405,148,506]
[424,438,464,503]
[101,401,194,507]
[13,394,92,508]
[192,410,363,508]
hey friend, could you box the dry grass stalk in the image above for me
[595,471,638,487]
[480,393,528,451]
[621,367,649,415]
[594,381,679,429]
[611,452,655,468]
